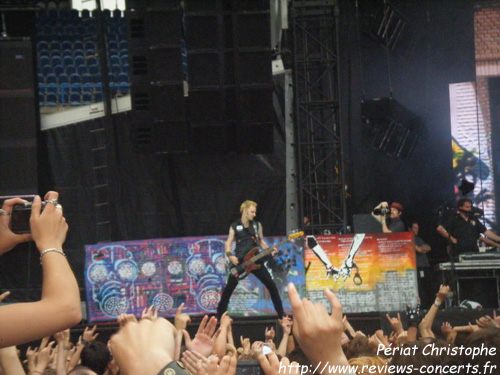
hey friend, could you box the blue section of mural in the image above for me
[85,235,305,322]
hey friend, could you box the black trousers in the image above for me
[217,265,285,318]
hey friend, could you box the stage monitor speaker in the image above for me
[0,38,38,196]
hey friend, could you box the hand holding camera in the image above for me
[0,197,32,255]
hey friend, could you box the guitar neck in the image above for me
[250,237,290,263]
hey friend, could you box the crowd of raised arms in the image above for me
[0,192,499,375]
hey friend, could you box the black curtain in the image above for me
[39,113,286,289]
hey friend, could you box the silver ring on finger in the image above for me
[45,199,58,205]
[0,209,10,216]
[56,204,63,210]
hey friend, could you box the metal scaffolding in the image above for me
[291,0,347,235]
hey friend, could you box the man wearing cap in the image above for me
[372,201,405,233]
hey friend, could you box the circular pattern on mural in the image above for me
[116,261,137,281]
[167,260,183,275]
[141,261,156,277]
[88,264,108,282]
[153,292,174,312]
[187,258,205,276]
[101,296,128,316]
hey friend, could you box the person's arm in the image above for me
[0,192,82,348]
[371,202,388,224]
[418,285,450,338]
[415,240,431,254]
[108,317,176,375]
[436,225,457,244]
[174,303,191,360]
[479,236,500,248]
[287,283,348,374]
[0,346,26,375]
[381,218,392,233]
[0,198,32,255]
[483,230,500,244]
[66,337,85,373]
[276,316,292,357]
[225,227,238,266]
[54,330,69,375]
[213,312,232,358]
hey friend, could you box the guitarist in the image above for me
[216,200,285,318]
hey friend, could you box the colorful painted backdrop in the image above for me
[305,232,417,313]
[85,235,305,322]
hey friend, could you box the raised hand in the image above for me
[264,326,275,341]
[476,315,499,328]
[82,325,99,343]
[182,315,218,358]
[386,313,404,335]
[287,283,348,373]
[279,316,293,336]
[141,306,158,322]
[117,314,137,327]
[174,303,191,331]
[0,197,32,254]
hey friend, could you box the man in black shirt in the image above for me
[437,198,500,261]
[216,200,285,318]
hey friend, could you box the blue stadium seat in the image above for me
[37,40,49,50]
[46,73,57,84]
[64,25,76,35]
[54,64,65,76]
[118,40,128,50]
[92,72,102,83]
[51,55,62,66]
[61,40,72,50]
[120,54,128,65]
[50,49,62,58]
[88,64,99,75]
[62,49,73,59]
[69,92,81,106]
[73,48,85,57]
[81,9,90,19]
[121,63,129,74]
[39,55,51,66]
[41,65,53,76]
[110,64,121,76]
[74,55,85,66]
[109,54,120,65]
[81,73,93,84]
[65,65,76,75]
[50,40,61,50]
[45,92,58,106]
[62,55,73,66]
[85,40,96,51]
[86,56,98,66]
[58,73,69,84]
[53,24,64,35]
[82,91,92,105]
[69,73,82,84]
[85,49,97,58]
[117,72,128,84]
[77,65,88,75]
[73,41,84,51]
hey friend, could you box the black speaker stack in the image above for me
[126,0,274,154]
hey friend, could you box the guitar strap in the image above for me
[252,221,260,245]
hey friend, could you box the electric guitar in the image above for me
[229,231,304,280]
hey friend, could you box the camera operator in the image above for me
[371,201,405,233]
[437,198,500,261]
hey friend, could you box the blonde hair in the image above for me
[240,200,257,213]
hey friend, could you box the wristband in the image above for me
[81,339,89,346]
[434,300,442,307]
[40,248,66,265]
[156,361,191,375]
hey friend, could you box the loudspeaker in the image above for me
[0,38,38,196]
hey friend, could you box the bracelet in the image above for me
[81,339,89,346]
[40,248,66,265]
[156,361,191,375]
[64,345,71,350]
[434,301,442,307]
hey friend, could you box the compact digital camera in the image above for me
[373,207,390,216]
[11,200,47,234]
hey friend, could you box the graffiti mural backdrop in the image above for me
[85,235,305,322]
